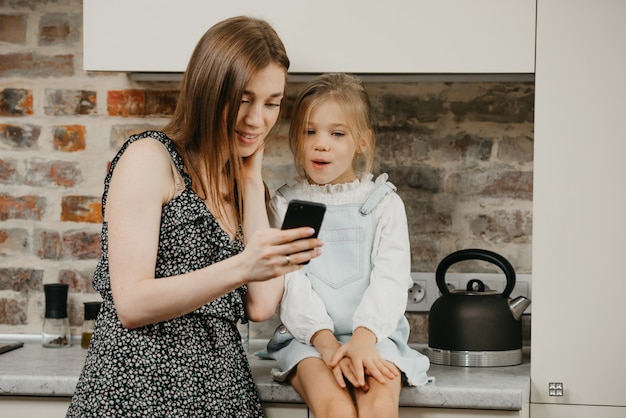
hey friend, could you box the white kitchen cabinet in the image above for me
[399,407,525,417]
[0,398,309,417]
[263,402,308,418]
[530,404,626,418]
[312,407,527,418]
[532,0,626,415]
[0,398,527,417]
[1,398,309,418]
[0,398,305,418]
[83,0,535,75]
[0,396,71,417]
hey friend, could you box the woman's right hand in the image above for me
[243,226,323,321]
[241,226,323,282]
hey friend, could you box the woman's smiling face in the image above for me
[234,63,286,157]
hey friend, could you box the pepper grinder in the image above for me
[81,301,101,349]
[42,283,71,348]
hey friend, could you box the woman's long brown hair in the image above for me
[163,16,289,230]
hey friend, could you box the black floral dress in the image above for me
[67,131,262,417]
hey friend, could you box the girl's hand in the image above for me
[309,330,354,389]
[330,356,368,391]
[329,327,399,387]
[241,226,323,282]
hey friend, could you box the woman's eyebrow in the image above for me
[243,90,284,98]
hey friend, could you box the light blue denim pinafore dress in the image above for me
[267,180,430,386]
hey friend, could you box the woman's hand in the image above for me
[242,144,265,184]
[329,327,399,388]
[241,226,323,283]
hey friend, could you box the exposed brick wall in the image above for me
[0,1,533,344]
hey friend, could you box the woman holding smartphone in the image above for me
[67,16,322,417]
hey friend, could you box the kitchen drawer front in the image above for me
[531,404,626,418]
[399,407,523,418]
[0,396,526,417]
[263,402,308,418]
[0,396,71,418]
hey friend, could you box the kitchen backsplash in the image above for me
[0,0,533,344]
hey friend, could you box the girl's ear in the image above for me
[356,129,372,154]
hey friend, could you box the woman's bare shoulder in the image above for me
[108,136,179,206]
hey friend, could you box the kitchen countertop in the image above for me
[0,336,530,410]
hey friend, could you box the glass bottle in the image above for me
[81,301,101,349]
[42,283,71,348]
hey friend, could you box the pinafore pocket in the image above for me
[309,227,363,288]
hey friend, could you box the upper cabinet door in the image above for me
[83,0,536,74]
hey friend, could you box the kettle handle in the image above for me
[435,248,516,298]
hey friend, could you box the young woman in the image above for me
[67,16,323,417]
[266,73,430,418]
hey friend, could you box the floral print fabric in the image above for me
[67,131,261,417]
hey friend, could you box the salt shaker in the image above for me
[42,283,71,348]
[81,301,101,349]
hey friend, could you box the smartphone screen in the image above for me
[281,200,326,264]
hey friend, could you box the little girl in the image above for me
[266,73,430,418]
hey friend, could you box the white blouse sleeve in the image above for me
[268,194,288,229]
[352,192,413,341]
[280,269,335,345]
[269,192,334,345]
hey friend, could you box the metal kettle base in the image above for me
[426,347,522,367]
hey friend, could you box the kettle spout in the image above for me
[509,296,531,320]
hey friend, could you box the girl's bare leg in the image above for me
[289,357,357,418]
[353,372,402,418]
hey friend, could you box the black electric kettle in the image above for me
[427,249,531,366]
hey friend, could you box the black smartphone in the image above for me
[281,199,326,264]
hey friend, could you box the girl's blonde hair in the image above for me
[163,16,289,226]
[289,73,375,177]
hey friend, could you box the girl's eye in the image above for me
[331,131,345,137]
[266,102,281,108]
[305,129,315,135]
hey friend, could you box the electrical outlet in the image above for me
[406,278,428,311]
[408,280,426,303]
[405,272,532,313]
[406,273,438,312]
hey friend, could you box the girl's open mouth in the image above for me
[311,160,330,169]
